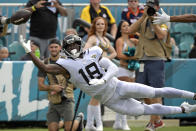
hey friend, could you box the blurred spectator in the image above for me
[25,0,67,59]
[113,20,138,130]
[121,0,144,39]
[80,0,117,39]
[128,0,172,130]
[189,35,196,58]
[65,28,78,36]
[0,47,10,61]
[122,0,144,25]
[20,40,40,60]
[84,16,117,131]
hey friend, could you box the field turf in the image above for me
[1,126,196,131]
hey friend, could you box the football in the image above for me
[10,9,32,25]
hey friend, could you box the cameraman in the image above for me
[128,0,172,130]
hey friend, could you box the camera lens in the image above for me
[147,7,156,16]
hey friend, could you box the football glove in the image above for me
[89,79,105,86]
[153,8,170,24]
[19,35,31,53]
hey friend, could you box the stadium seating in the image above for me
[172,23,195,58]
[8,41,26,60]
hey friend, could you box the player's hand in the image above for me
[89,79,105,86]
[19,35,31,53]
[153,8,170,24]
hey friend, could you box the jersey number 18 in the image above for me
[79,62,103,85]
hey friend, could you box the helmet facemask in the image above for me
[62,35,84,59]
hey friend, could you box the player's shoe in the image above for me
[96,125,103,131]
[144,122,155,131]
[76,112,84,131]
[121,122,131,130]
[113,121,122,130]
[154,120,165,129]
[181,102,196,113]
[85,125,97,131]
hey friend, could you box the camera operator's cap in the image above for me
[146,0,159,6]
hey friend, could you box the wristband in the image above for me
[31,5,36,12]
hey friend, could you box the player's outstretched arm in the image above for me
[170,14,196,22]
[153,8,196,23]
[19,35,66,75]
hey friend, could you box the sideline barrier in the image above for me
[164,59,196,118]
[0,61,90,121]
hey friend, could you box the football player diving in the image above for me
[20,34,196,117]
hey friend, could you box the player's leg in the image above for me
[116,81,195,100]
[105,91,196,116]
[144,102,196,115]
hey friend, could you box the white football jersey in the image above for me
[56,46,118,103]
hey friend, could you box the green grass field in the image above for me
[1,126,196,131]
